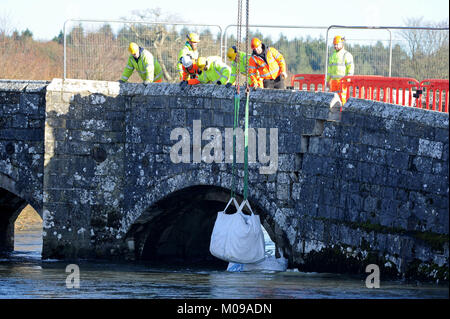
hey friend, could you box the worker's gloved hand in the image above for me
[225,82,232,88]
[180,80,188,88]
[118,79,125,83]
[281,72,287,79]
[216,81,222,85]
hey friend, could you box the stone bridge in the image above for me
[0,79,448,281]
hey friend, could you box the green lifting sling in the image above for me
[231,90,250,201]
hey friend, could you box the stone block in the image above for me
[0,92,20,105]
[418,138,443,159]
[277,154,296,172]
[364,146,386,165]
[361,131,385,148]
[170,109,186,127]
[322,122,338,138]
[280,133,302,153]
[12,114,28,128]
[300,119,317,135]
[363,196,378,212]
[434,127,449,143]
[412,156,433,174]
[385,150,410,170]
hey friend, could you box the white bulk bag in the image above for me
[209,198,265,264]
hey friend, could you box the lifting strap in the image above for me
[243,90,249,200]
[231,93,240,199]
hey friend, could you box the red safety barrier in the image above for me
[291,74,325,92]
[341,75,421,107]
[291,74,448,113]
[418,79,449,113]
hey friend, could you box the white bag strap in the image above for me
[238,199,255,216]
[223,197,240,214]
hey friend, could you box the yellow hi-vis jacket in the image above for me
[177,42,199,80]
[326,48,354,83]
[121,48,163,83]
[229,51,262,87]
[197,56,231,85]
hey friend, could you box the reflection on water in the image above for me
[1,227,448,299]
[14,228,43,255]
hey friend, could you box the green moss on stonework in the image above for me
[405,258,449,282]
[299,244,402,280]
[360,237,371,251]
[300,245,363,275]
[313,217,449,252]
[352,221,406,235]
[411,231,448,252]
[299,243,450,281]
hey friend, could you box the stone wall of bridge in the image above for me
[0,78,448,281]
[0,80,47,251]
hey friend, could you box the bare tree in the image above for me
[126,8,186,82]
[400,17,449,80]
[0,11,14,38]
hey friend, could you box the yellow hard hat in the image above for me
[197,57,206,71]
[227,46,237,61]
[333,36,344,45]
[128,42,139,55]
[187,32,200,43]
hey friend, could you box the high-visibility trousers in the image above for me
[329,79,347,105]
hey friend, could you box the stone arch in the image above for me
[123,171,287,267]
[0,172,41,253]
[122,170,281,233]
[0,172,42,218]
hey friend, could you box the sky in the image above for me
[0,0,449,41]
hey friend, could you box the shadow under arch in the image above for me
[125,185,276,269]
[0,173,42,254]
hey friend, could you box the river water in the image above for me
[0,227,448,299]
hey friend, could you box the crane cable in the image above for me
[231,0,242,199]
[243,0,250,200]
[231,0,250,201]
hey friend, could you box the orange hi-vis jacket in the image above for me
[181,64,200,81]
[249,44,286,87]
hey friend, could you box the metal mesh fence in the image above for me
[223,25,328,77]
[64,19,223,82]
[326,26,449,81]
[223,25,449,85]
[390,28,449,80]
[63,20,449,83]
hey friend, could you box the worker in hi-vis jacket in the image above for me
[119,42,163,84]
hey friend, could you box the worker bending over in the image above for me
[177,33,200,80]
[227,46,263,88]
[249,38,287,89]
[183,56,231,86]
[179,55,200,81]
[327,36,354,104]
[119,42,163,84]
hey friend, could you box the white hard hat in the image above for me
[181,55,193,68]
